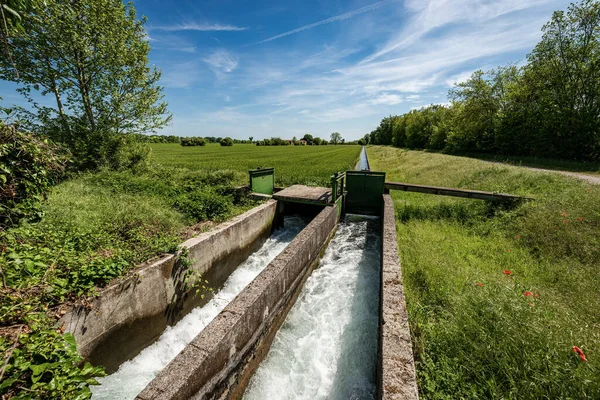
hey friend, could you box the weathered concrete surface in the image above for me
[60,200,278,372]
[378,195,419,400]
[273,184,332,205]
[136,205,339,400]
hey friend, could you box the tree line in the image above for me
[368,0,600,161]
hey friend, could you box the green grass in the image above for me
[149,143,361,186]
[368,146,600,399]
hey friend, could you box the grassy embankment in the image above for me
[368,146,600,399]
[4,143,361,312]
[1,144,360,397]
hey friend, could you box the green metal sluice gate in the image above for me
[248,167,387,217]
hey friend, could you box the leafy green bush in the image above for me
[0,324,105,400]
[219,137,233,146]
[180,137,206,147]
[174,189,232,221]
[0,123,69,230]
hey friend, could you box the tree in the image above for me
[0,0,171,169]
[220,137,233,146]
[249,136,253,143]
[302,134,313,145]
[330,132,342,145]
[524,0,600,159]
[312,137,322,145]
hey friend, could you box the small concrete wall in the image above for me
[60,200,279,372]
[378,194,419,399]
[137,205,338,400]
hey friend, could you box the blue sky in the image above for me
[0,0,571,140]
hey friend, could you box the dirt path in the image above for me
[499,163,600,185]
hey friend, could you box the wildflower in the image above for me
[503,269,512,275]
[515,235,520,239]
[477,282,484,287]
[561,212,567,217]
[578,217,583,222]
[564,220,569,223]
[573,346,588,362]
[523,291,533,297]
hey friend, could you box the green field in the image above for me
[150,143,361,186]
[368,146,600,399]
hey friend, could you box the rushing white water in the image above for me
[91,216,307,400]
[244,214,381,400]
[357,146,370,171]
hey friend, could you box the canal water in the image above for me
[244,215,381,400]
[357,146,370,170]
[91,216,308,400]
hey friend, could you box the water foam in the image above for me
[244,215,381,400]
[91,216,307,400]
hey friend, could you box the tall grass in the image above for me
[368,146,600,398]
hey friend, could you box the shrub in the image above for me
[173,189,232,221]
[220,137,233,147]
[99,134,151,172]
[180,137,206,147]
[0,123,69,229]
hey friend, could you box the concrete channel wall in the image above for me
[137,205,339,400]
[378,194,419,399]
[60,200,279,372]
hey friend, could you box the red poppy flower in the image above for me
[573,346,588,362]
[515,235,520,239]
[503,269,512,275]
[578,217,583,222]
[523,291,533,297]
[477,282,484,287]
[564,220,569,223]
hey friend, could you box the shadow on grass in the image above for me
[420,148,600,174]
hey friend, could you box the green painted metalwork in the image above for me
[330,172,345,203]
[249,167,274,195]
[345,170,386,215]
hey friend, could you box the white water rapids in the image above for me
[91,215,307,400]
[244,214,381,400]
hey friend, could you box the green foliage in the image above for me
[219,137,233,146]
[0,0,171,170]
[368,146,600,398]
[0,123,69,229]
[0,326,105,399]
[174,189,232,221]
[180,137,206,147]
[371,0,600,161]
[329,132,343,145]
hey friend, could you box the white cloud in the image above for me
[152,23,248,32]
[369,93,403,105]
[161,61,203,88]
[255,0,400,44]
[203,50,238,75]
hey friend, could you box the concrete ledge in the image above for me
[378,195,419,399]
[61,200,278,372]
[137,205,338,400]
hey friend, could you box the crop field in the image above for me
[150,143,362,186]
[368,146,600,399]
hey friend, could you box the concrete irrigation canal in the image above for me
[59,148,526,400]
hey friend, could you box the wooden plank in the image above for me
[385,181,529,202]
